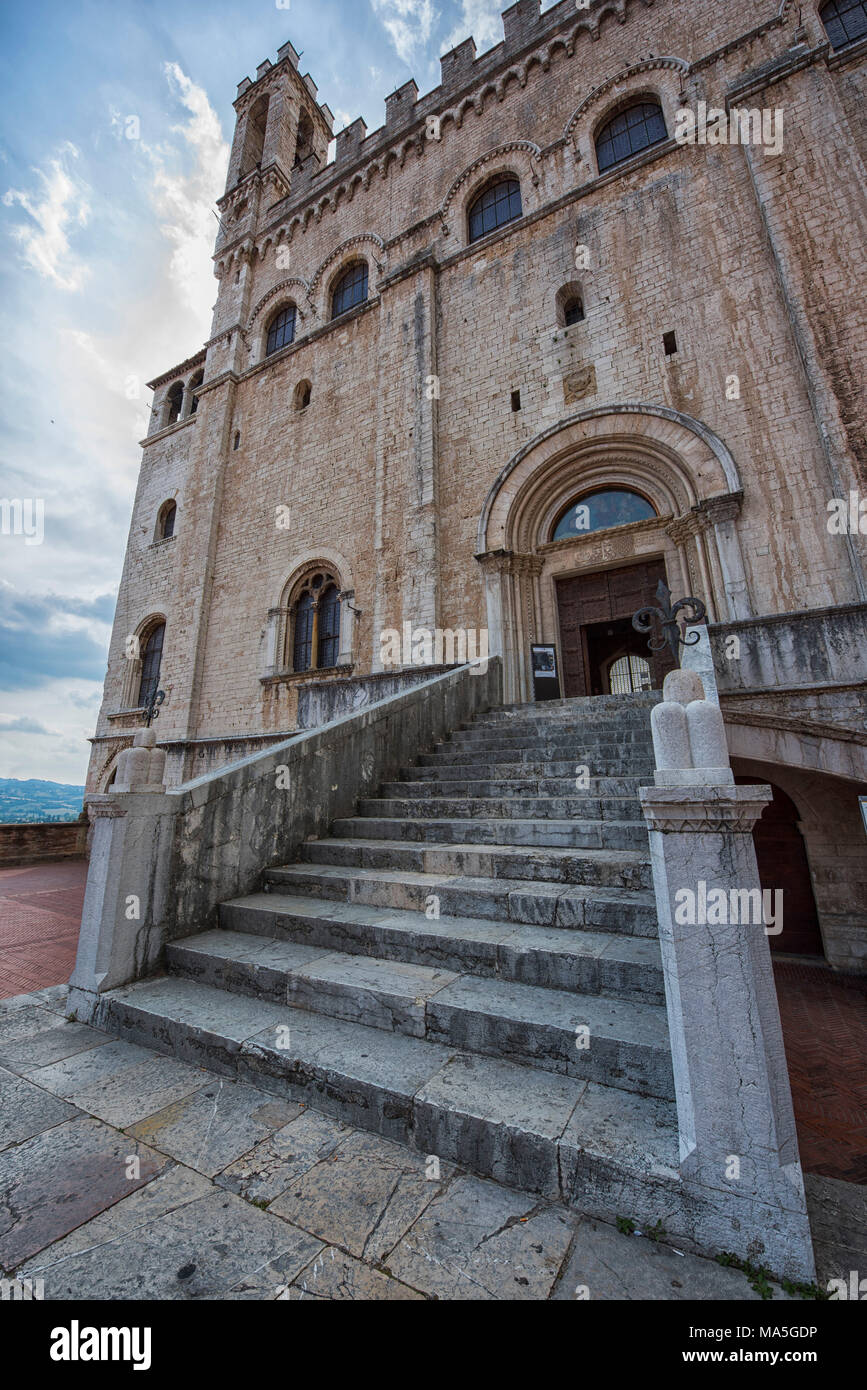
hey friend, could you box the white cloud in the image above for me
[444,0,503,53]
[371,0,438,64]
[140,63,230,326]
[2,143,91,291]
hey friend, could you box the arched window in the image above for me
[595,101,667,173]
[241,94,269,178]
[820,0,867,48]
[552,488,656,540]
[188,370,204,415]
[468,178,522,243]
[292,592,315,672]
[165,382,184,427]
[293,379,312,411]
[295,109,314,168]
[287,570,342,672]
[266,304,297,356]
[331,263,369,320]
[564,297,584,326]
[608,654,653,695]
[157,501,176,540]
[317,585,341,669]
[137,623,165,708]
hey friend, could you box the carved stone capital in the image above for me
[696,490,744,527]
[639,784,772,834]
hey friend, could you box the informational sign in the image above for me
[531,644,561,702]
[860,796,867,837]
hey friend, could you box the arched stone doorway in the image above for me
[475,405,753,705]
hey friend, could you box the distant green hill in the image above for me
[0,779,86,824]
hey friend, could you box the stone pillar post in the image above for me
[68,730,178,1024]
[640,669,815,1281]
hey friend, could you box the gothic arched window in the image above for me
[820,0,867,48]
[552,488,656,540]
[292,592,315,672]
[317,585,341,669]
[266,304,297,356]
[331,263,369,320]
[288,571,342,673]
[468,178,522,243]
[595,101,667,173]
[137,623,165,708]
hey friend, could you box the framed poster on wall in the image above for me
[531,644,561,702]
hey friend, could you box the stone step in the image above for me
[298,837,652,891]
[165,930,672,1097]
[333,816,649,852]
[359,795,647,823]
[468,710,653,727]
[217,893,665,1002]
[93,975,680,1213]
[404,765,646,790]
[262,862,658,936]
[444,731,653,751]
[419,748,653,770]
[379,777,650,801]
[494,693,660,713]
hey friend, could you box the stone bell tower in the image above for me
[217,38,333,245]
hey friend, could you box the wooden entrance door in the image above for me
[556,559,676,697]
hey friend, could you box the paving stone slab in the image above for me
[0,1114,170,1271]
[69,1054,215,1129]
[126,1078,300,1176]
[20,1187,323,1300]
[19,1163,212,1274]
[0,1021,111,1075]
[29,1037,170,1099]
[216,1109,349,1205]
[269,1129,453,1261]
[385,1175,576,1300]
[0,1065,81,1153]
[551,1216,778,1301]
[285,1245,426,1300]
[0,1004,65,1047]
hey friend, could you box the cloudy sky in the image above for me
[0,0,516,787]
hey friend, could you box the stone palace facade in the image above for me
[87,0,867,972]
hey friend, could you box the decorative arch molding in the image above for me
[475,406,752,705]
[563,57,689,144]
[441,142,541,240]
[246,278,309,342]
[478,405,744,554]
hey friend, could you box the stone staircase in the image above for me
[96,694,686,1224]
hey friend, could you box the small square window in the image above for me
[663,331,678,357]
